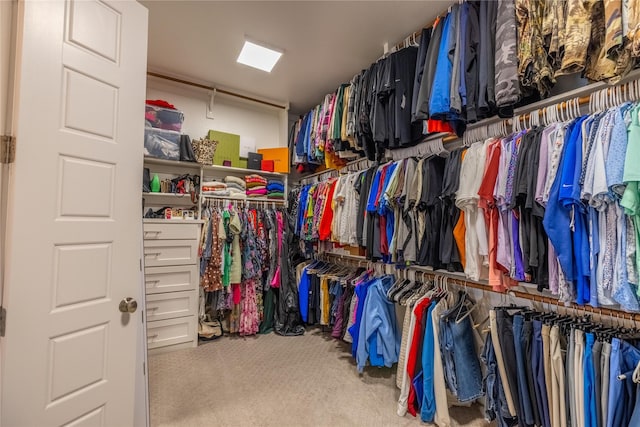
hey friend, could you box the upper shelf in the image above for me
[143,156,286,178]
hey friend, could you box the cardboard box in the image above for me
[257,147,289,173]
[208,130,240,167]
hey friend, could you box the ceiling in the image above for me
[142,1,450,114]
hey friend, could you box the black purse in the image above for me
[179,134,197,162]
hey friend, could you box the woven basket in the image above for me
[191,138,218,165]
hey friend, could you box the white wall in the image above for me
[146,77,288,152]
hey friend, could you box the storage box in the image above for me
[247,152,263,170]
[257,147,290,173]
[145,104,184,132]
[261,160,274,172]
[208,130,240,167]
[238,158,248,169]
[144,127,181,161]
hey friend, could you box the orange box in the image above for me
[257,147,290,173]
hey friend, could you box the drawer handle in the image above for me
[148,306,159,310]
[145,279,160,284]
[145,231,161,235]
[145,252,161,257]
[148,334,158,339]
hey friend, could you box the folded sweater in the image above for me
[226,182,246,192]
[224,176,246,188]
[201,181,226,192]
[266,183,285,192]
[247,181,267,189]
[245,174,267,184]
[246,188,268,196]
[266,192,284,199]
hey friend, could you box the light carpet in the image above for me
[149,329,493,427]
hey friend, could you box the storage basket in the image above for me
[191,138,218,165]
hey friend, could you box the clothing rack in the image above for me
[317,252,640,322]
[298,168,339,185]
[200,194,285,208]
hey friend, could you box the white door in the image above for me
[1,0,148,426]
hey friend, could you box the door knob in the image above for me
[119,297,138,313]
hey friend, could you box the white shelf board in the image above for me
[200,194,285,204]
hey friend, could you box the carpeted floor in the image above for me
[149,329,493,427]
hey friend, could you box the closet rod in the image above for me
[412,267,640,322]
[147,71,287,110]
[317,252,640,322]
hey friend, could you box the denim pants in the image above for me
[608,338,640,427]
[482,333,518,427]
[440,301,484,402]
[513,315,534,426]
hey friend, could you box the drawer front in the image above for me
[146,291,198,322]
[146,316,197,349]
[144,239,198,267]
[143,222,200,241]
[145,265,198,294]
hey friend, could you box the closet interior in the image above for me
[144,1,640,426]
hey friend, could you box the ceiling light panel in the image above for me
[237,40,282,73]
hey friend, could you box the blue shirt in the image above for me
[355,276,399,373]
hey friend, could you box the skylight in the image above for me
[236,40,282,73]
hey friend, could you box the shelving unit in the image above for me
[143,156,288,217]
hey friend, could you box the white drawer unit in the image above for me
[143,219,203,354]
[146,291,198,322]
[143,239,198,267]
[143,221,201,241]
[146,316,197,350]
[145,265,198,294]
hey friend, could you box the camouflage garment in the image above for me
[495,0,522,109]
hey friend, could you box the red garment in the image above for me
[477,139,513,291]
[427,119,454,134]
[146,99,176,109]
[406,297,431,417]
[318,180,337,241]
[231,283,242,305]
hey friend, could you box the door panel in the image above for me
[1,1,148,426]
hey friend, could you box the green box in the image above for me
[208,130,240,167]
[238,158,248,169]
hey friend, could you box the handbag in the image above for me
[179,134,197,162]
[192,137,218,165]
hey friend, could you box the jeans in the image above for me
[608,338,640,427]
[513,315,534,426]
[482,333,518,427]
[583,333,597,427]
[439,316,458,396]
[441,297,484,402]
